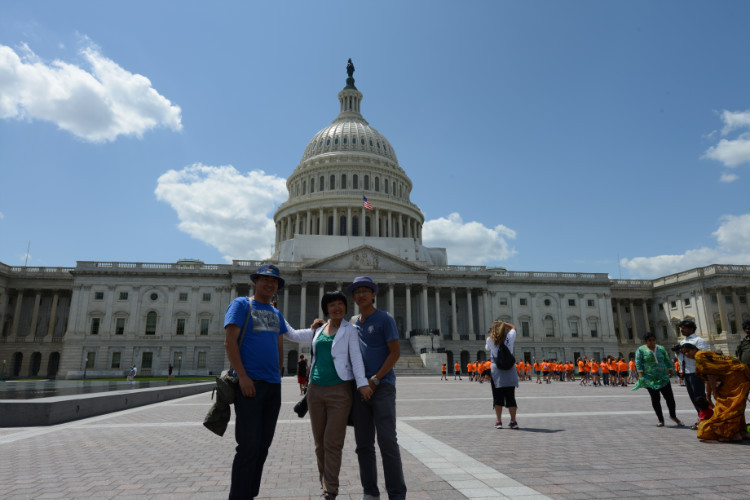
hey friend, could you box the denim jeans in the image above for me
[684,373,706,415]
[229,380,281,500]
[352,382,406,500]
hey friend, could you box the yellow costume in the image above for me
[694,351,750,441]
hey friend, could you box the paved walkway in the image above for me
[1,377,749,499]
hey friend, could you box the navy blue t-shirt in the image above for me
[356,309,399,386]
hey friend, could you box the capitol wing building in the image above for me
[1,66,749,380]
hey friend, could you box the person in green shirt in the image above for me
[633,331,683,427]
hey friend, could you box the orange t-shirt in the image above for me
[600,363,609,373]
[590,361,599,372]
[484,361,491,371]
[542,362,549,371]
[609,360,617,371]
[674,360,680,372]
[618,361,628,372]
[441,364,446,372]
[577,360,584,372]
[534,362,541,371]
[629,360,636,371]
[525,362,532,373]
[454,362,461,372]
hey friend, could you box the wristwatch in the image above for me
[370,376,380,386]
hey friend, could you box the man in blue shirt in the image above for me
[224,264,288,500]
[348,276,406,500]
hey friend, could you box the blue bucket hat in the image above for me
[251,264,285,290]
[347,276,378,295]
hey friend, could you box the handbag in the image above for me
[293,394,308,418]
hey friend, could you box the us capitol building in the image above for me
[1,63,749,379]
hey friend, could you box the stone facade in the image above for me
[2,260,749,379]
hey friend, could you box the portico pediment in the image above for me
[302,245,426,273]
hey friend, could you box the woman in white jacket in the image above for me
[285,290,372,500]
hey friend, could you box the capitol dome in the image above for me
[300,117,398,164]
[272,60,444,266]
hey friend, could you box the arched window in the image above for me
[393,181,396,196]
[302,180,306,195]
[327,216,334,235]
[339,215,347,235]
[330,175,336,190]
[146,311,157,335]
[352,216,359,236]
[310,178,315,193]
[365,216,371,236]
[384,178,389,194]
[353,174,359,189]
[320,176,325,191]
[375,177,379,192]
[364,175,369,190]
[341,174,347,189]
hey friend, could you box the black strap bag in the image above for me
[494,342,516,371]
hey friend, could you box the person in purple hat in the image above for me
[224,264,299,500]
[347,276,406,500]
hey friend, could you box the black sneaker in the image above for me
[509,421,519,429]
[495,421,502,429]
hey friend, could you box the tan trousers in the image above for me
[307,381,353,495]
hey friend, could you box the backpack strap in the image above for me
[237,297,253,349]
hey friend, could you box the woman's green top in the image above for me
[632,344,671,391]
[310,332,344,386]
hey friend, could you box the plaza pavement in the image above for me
[1,376,749,500]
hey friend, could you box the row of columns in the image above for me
[277,282,489,340]
[2,290,63,338]
[707,287,749,334]
[276,206,422,244]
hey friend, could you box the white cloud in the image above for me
[155,164,288,261]
[0,42,181,142]
[0,211,4,219]
[719,110,750,136]
[702,110,750,168]
[720,172,738,183]
[422,213,516,265]
[621,213,750,278]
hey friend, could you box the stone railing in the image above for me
[76,261,224,272]
[652,264,750,287]
[5,266,75,275]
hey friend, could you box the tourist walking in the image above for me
[632,332,682,427]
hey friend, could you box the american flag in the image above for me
[363,196,373,210]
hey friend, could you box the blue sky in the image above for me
[1,1,748,279]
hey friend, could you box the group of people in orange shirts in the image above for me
[518,356,640,386]
[441,361,493,382]
[442,355,657,387]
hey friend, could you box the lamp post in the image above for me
[178,356,182,377]
[83,363,87,381]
